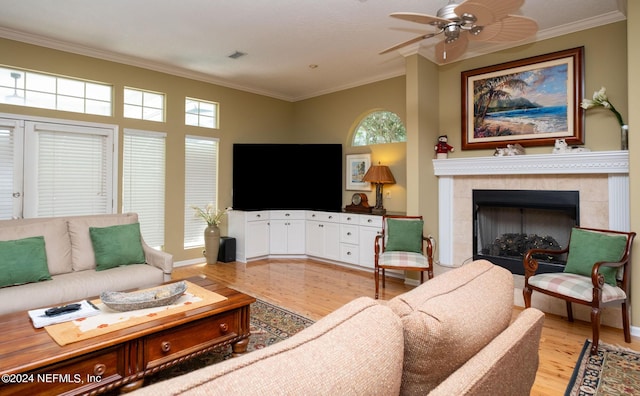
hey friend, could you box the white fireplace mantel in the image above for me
[433,150,629,176]
[432,151,630,267]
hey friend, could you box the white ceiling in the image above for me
[0,0,627,102]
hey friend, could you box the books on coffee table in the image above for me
[28,300,101,328]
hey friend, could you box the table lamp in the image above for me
[362,163,396,215]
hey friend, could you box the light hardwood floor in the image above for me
[173,258,640,395]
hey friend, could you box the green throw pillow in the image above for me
[90,222,146,271]
[385,218,424,253]
[0,236,51,288]
[563,228,628,286]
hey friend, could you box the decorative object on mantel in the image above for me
[362,163,396,215]
[581,86,627,150]
[192,204,227,264]
[435,135,455,159]
[493,143,525,157]
[551,138,590,154]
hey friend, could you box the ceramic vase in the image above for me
[203,225,220,264]
[621,124,629,150]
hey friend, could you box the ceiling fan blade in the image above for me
[468,15,537,42]
[435,34,469,63]
[390,12,450,28]
[380,33,439,54]
[455,0,524,25]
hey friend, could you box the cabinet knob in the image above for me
[347,251,352,255]
[285,213,290,217]
[347,217,352,221]
[347,232,351,236]
[220,323,229,333]
[256,214,262,218]
[161,341,172,353]
[93,363,106,376]
[367,219,372,223]
[328,215,333,219]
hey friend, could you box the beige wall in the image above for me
[1,17,637,325]
[0,38,295,260]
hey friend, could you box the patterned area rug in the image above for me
[145,299,314,385]
[565,339,640,395]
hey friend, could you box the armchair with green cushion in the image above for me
[523,226,636,354]
[374,215,434,299]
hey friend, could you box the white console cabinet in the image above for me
[306,211,341,261]
[228,210,383,269]
[228,210,270,262]
[269,210,306,255]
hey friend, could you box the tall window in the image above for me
[0,118,22,219]
[124,88,165,122]
[184,136,219,248]
[352,110,406,146]
[185,97,218,129]
[23,122,115,217]
[123,129,166,249]
[0,67,112,116]
[0,115,117,220]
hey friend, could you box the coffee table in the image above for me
[0,277,255,395]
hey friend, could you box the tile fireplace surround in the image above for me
[433,150,630,327]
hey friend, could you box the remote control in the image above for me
[44,303,82,317]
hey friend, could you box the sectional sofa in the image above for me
[134,259,544,395]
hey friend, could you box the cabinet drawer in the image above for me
[5,347,124,395]
[144,312,239,369]
[246,211,270,221]
[340,224,359,244]
[360,215,382,228]
[339,213,359,224]
[306,211,340,223]
[270,210,305,220]
[340,243,359,264]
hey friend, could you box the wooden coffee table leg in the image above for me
[231,337,250,357]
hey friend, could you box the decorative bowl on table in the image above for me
[100,281,187,312]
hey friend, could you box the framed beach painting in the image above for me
[461,47,584,150]
[346,153,371,191]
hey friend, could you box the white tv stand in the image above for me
[228,210,383,270]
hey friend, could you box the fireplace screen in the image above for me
[473,190,579,275]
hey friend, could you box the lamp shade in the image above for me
[362,165,395,184]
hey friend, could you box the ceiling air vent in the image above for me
[228,51,247,59]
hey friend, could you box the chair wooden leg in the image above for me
[622,301,631,343]
[566,301,574,322]
[382,269,386,288]
[590,306,601,355]
[374,268,379,299]
[523,286,532,308]
[420,271,424,284]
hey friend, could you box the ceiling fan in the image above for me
[380,0,538,63]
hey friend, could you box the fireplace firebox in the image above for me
[473,189,579,275]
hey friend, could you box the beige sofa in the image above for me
[0,213,173,315]
[134,260,544,395]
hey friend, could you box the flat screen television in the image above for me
[232,143,343,211]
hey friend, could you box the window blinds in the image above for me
[184,135,219,248]
[123,129,166,249]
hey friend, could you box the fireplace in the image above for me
[473,189,579,275]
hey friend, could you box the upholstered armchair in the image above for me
[523,226,636,354]
[374,215,434,299]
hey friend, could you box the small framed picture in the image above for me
[346,153,371,191]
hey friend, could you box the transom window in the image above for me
[0,66,112,116]
[352,110,406,146]
[185,97,218,129]
[123,88,165,122]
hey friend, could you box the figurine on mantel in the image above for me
[493,143,525,156]
[552,138,591,154]
[435,135,454,159]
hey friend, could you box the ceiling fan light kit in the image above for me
[381,0,538,63]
